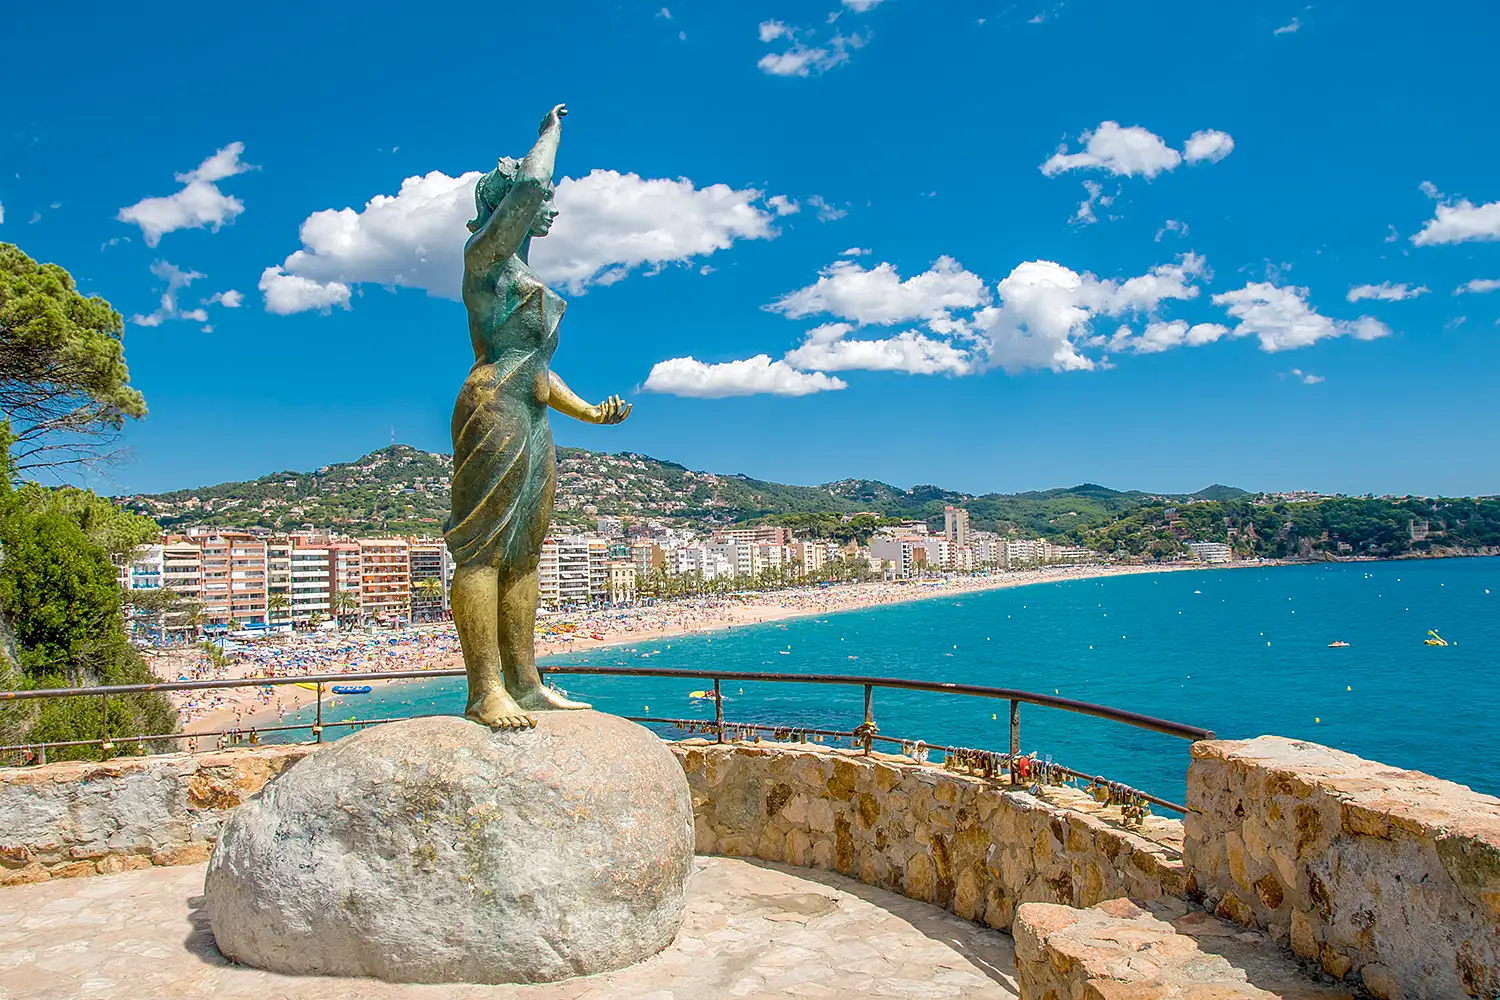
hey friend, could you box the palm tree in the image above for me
[414,578,444,622]
[266,592,291,630]
[333,590,359,629]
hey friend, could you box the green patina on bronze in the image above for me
[445,104,631,729]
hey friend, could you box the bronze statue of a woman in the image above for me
[446,104,630,729]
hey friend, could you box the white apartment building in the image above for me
[869,537,927,579]
[116,544,165,591]
[970,535,1006,567]
[161,540,203,602]
[707,540,757,578]
[1187,541,1233,563]
[539,536,594,609]
[267,539,293,628]
[588,538,610,603]
[289,546,332,623]
[674,545,733,581]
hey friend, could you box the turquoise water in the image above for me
[280,557,1500,805]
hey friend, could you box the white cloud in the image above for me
[1274,17,1300,34]
[259,267,351,316]
[657,7,671,17]
[130,260,205,327]
[1411,192,1500,246]
[785,328,973,375]
[1455,278,1500,295]
[759,19,789,42]
[973,254,1208,372]
[1347,281,1428,302]
[1041,122,1182,178]
[1211,282,1390,351]
[842,0,886,9]
[1110,319,1231,354]
[1384,225,1400,243]
[536,171,779,291]
[1155,219,1188,241]
[1071,180,1116,225]
[840,246,871,257]
[207,289,243,308]
[1042,122,1233,183]
[806,195,847,221]
[1288,368,1323,384]
[1183,129,1235,165]
[643,355,845,397]
[263,168,779,312]
[767,194,800,216]
[769,256,988,327]
[117,142,253,246]
[757,21,867,76]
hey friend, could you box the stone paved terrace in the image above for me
[0,856,1019,1000]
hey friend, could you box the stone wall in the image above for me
[1185,735,1500,1000]
[0,745,315,885]
[670,740,1187,931]
[1013,896,1355,999]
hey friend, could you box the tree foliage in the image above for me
[0,243,147,474]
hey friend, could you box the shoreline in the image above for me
[154,560,1265,740]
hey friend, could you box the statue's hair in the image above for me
[466,157,523,233]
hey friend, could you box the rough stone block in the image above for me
[205,712,693,985]
[1014,897,1355,1000]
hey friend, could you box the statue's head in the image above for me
[466,157,559,237]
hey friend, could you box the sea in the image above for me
[278,557,1500,807]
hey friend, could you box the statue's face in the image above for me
[530,202,559,238]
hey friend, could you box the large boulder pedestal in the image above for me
[203,711,694,984]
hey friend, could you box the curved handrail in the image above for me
[0,665,1213,741]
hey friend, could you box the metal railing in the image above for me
[0,666,1214,814]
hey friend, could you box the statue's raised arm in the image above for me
[464,103,567,275]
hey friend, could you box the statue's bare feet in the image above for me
[514,683,592,712]
[465,688,536,730]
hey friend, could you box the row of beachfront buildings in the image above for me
[116,506,1109,630]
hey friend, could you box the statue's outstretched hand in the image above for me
[592,395,631,425]
[539,103,568,135]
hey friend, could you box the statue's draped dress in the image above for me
[446,258,563,573]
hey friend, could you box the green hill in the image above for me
[119,445,1244,537]
[116,445,1500,562]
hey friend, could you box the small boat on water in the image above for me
[689,690,726,702]
[1424,630,1449,647]
[331,685,372,695]
[1328,641,1350,648]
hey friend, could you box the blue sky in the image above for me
[5,0,1499,498]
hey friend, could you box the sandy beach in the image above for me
[146,561,1241,743]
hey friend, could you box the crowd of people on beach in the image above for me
[143,566,1177,740]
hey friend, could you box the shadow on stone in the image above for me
[731,857,1019,990]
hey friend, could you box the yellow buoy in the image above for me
[992,713,997,720]
[1347,686,1352,691]
[1315,717,1321,723]
[644,705,649,712]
